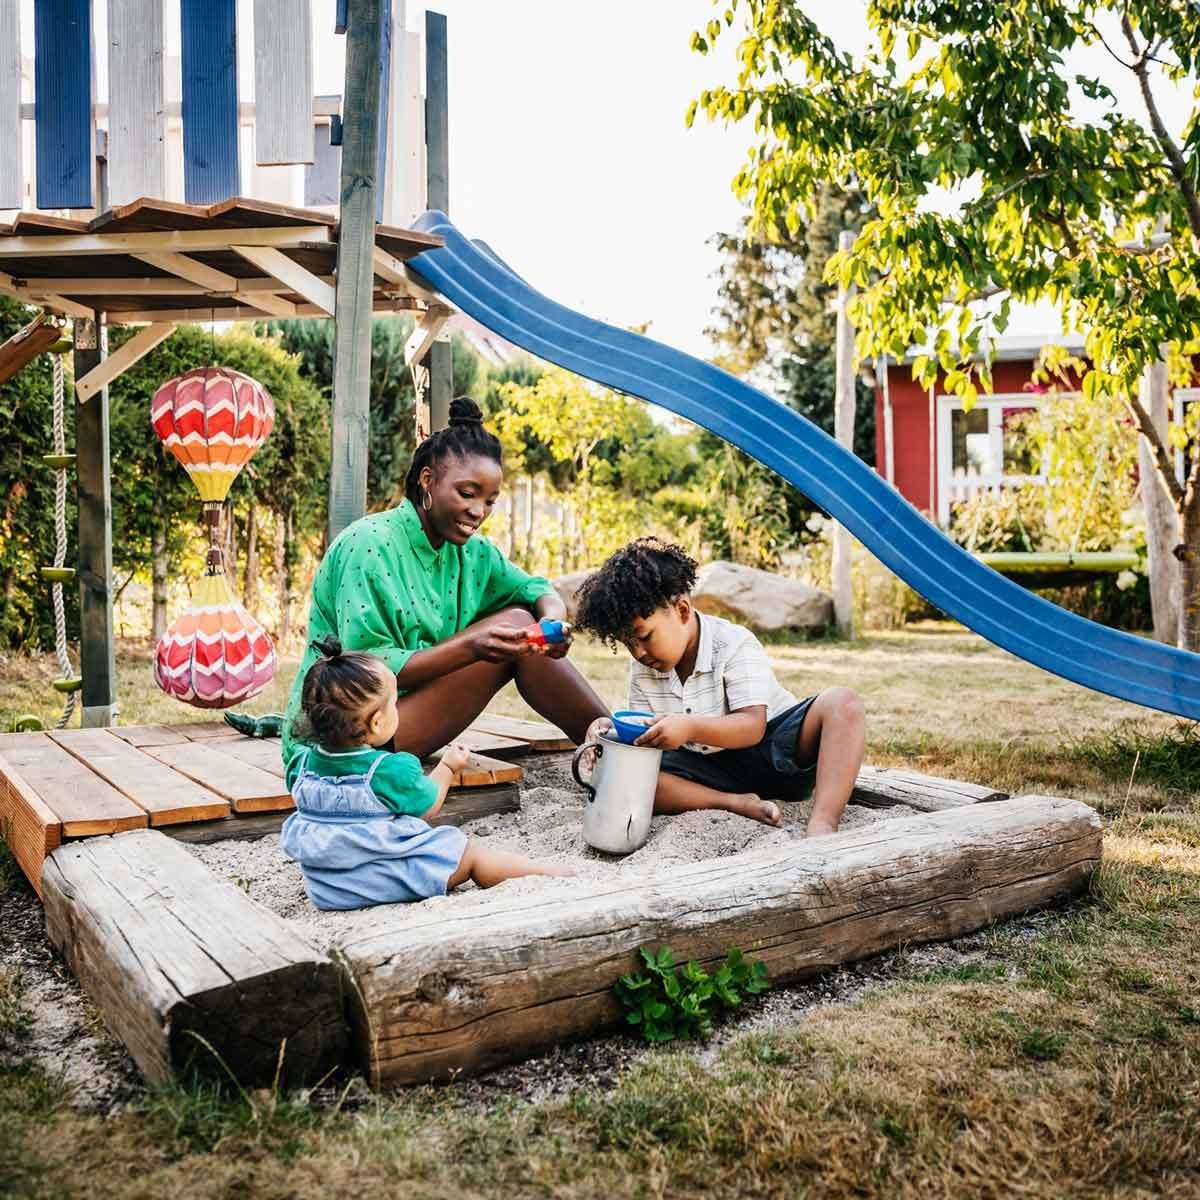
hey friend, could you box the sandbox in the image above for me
[21,735,1102,1091]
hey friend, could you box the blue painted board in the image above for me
[34,0,93,209]
[181,0,240,203]
[409,213,1200,721]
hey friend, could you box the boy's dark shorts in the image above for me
[658,696,818,800]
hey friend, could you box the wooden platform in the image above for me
[0,715,571,894]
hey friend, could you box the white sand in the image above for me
[188,754,919,949]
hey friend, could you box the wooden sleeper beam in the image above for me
[230,244,336,315]
[75,322,176,403]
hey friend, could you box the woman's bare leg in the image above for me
[795,687,866,836]
[446,838,573,890]
[654,772,781,827]
[392,606,608,756]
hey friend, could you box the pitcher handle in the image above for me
[571,740,602,797]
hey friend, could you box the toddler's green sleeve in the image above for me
[371,752,441,817]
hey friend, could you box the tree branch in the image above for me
[1121,15,1200,239]
[1125,389,1185,509]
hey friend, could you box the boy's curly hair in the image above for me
[575,538,698,650]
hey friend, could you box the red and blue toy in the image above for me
[525,618,570,647]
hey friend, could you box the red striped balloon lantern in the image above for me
[151,366,275,503]
[154,570,277,709]
[151,365,277,707]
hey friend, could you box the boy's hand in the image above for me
[440,743,471,773]
[635,715,693,751]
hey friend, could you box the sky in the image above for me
[306,0,878,358]
[310,0,1193,360]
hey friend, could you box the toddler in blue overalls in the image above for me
[281,635,571,911]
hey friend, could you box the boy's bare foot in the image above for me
[731,793,782,827]
[806,819,839,838]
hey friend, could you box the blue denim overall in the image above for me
[280,749,467,911]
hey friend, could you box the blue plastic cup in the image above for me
[610,710,656,745]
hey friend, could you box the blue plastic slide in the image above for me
[409,211,1200,721]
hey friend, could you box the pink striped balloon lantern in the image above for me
[153,568,276,709]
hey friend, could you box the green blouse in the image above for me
[284,744,439,817]
[282,499,554,761]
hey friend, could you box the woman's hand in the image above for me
[468,623,535,663]
[578,716,613,771]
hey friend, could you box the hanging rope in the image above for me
[1067,418,1113,560]
[49,352,78,729]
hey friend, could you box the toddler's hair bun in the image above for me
[310,634,343,658]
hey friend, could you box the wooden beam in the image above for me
[329,0,386,542]
[131,252,240,292]
[234,289,297,317]
[42,829,347,1087]
[0,226,332,258]
[34,294,95,320]
[424,9,450,433]
[19,274,339,296]
[403,305,451,367]
[74,318,118,728]
[337,795,1101,1087]
[107,301,418,326]
[75,323,176,403]
[851,765,1007,813]
[230,244,336,314]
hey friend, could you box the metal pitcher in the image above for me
[571,733,662,855]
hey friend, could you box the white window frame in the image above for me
[1175,388,1199,486]
[936,392,1051,526]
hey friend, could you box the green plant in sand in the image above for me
[614,946,770,1044]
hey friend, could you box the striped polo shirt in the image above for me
[627,612,797,754]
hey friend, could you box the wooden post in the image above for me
[1138,354,1180,645]
[74,317,117,727]
[425,9,450,433]
[329,0,386,543]
[832,229,856,638]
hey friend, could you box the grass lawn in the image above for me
[2,623,1198,1198]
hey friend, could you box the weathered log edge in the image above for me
[335,795,1100,1088]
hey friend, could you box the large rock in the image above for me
[693,561,833,634]
[552,570,597,622]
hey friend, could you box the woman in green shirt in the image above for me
[282,397,608,763]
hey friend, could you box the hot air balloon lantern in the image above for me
[151,366,278,708]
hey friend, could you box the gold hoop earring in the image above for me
[422,489,432,512]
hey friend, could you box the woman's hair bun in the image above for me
[448,396,484,427]
[310,634,343,658]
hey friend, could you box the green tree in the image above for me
[691,2,1200,646]
[0,299,74,651]
[709,186,877,465]
[262,317,479,509]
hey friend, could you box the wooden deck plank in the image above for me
[451,728,530,759]
[145,743,290,813]
[49,730,230,826]
[472,715,574,751]
[428,750,523,788]
[213,737,286,778]
[0,733,147,837]
[172,721,243,740]
[106,725,194,748]
[42,829,346,1086]
[0,750,62,896]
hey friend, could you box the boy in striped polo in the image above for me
[576,539,864,836]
